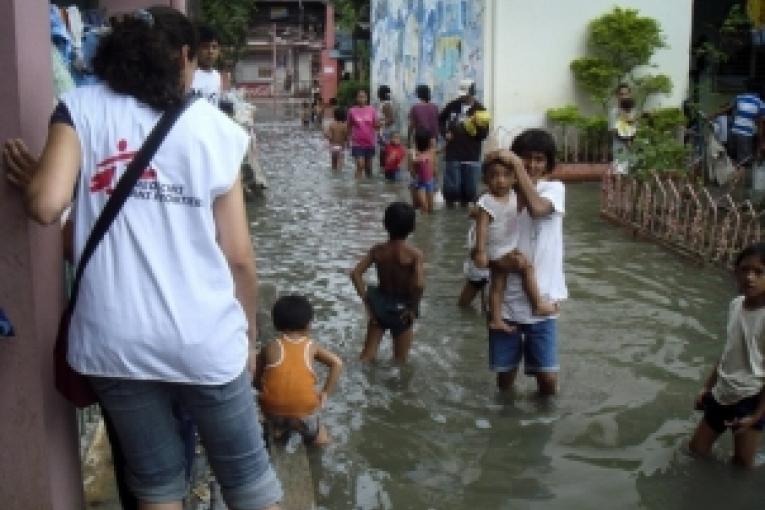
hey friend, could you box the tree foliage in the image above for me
[569,58,621,107]
[588,7,665,76]
[552,7,684,175]
[334,0,369,31]
[198,0,256,66]
[628,108,689,179]
[571,7,669,109]
[334,0,370,80]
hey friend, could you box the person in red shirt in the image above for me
[382,132,406,181]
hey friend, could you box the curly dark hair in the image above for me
[511,128,557,172]
[415,84,431,102]
[377,84,391,101]
[196,23,219,44]
[736,242,765,268]
[93,6,198,110]
[334,106,347,122]
[384,202,416,240]
[272,295,313,332]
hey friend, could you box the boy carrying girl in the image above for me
[351,202,425,363]
[473,154,558,333]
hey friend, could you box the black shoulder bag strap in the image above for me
[67,96,197,311]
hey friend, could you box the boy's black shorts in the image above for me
[702,392,765,434]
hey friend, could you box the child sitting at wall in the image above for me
[255,294,343,445]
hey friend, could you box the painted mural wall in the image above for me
[371,0,485,130]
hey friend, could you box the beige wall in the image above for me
[485,0,693,136]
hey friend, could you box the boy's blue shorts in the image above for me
[488,319,559,374]
[417,180,435,192]
[702,392,765,434]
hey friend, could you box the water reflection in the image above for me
[252,124,764,509]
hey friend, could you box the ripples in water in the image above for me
[252,124,764,509]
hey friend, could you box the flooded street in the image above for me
[251,123,764,510]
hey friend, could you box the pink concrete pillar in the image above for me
[320,2,338,104]
[0,1,82,509]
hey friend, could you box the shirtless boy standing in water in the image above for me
[324,106,348,171]
[351,202,425,363]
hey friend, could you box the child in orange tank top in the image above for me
[255,295,343,445]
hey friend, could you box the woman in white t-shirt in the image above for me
[3,7,281,510]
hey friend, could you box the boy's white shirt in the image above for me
[713,296,765,405]
[191,68,221,106]
[501,180,567,324]
[63,83,250,384]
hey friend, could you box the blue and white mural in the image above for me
[371,0,485,125]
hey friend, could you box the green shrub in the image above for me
[546,105,585,126]
[628,108,689,177]
[336,79,370,109]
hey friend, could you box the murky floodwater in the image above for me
[250,124,764,510]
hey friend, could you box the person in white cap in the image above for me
[438,79,490,207]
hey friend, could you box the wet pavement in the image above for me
[250,123,765,509]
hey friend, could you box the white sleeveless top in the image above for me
[713,296,765,405]
[63,83,250,384]
[477,192,520,261]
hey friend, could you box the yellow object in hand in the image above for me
[474,110,491,128]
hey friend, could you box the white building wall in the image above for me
[485,0,693,136]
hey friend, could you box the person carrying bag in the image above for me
[54,95,197,408]
[3,7,282,510]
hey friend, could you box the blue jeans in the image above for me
[488,319,559,374]
[91,370,282,508]
[443,160,480,204]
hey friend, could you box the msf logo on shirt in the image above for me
[90,139,157,194]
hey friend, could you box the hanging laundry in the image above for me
[66,6,86,72]
[49,4,72,63]
[51,44,75,98]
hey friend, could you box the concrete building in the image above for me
[235,0,338,104]
[371,0,693,137]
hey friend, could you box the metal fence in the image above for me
[600,169,763,267]
[549,125,610,164]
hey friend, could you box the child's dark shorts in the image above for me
[367,285,416,337]
[702,392,765,434]
[266,413,321,443]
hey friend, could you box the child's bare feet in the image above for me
[533,301,559,316]
[310,424,331,446]
[270,425,288,441]
[489,319,516,334]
